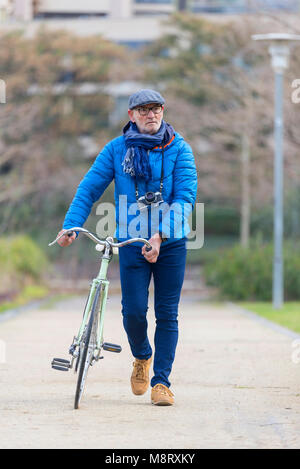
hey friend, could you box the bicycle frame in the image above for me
[50,228,152,370]
[74,247,111,360]
[50,228,153,407]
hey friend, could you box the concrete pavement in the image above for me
[0,293,299,449]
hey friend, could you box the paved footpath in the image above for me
[0,292,299,449]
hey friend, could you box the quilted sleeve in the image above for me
[158,140,197,239]
[63,142,114,230]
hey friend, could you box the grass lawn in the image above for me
[240,302,300,334]
[0,285,49,314]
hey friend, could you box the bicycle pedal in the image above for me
[52,364,69,372]
[51,358,71,371]
[102,342,122,353]
[52,358,70,364]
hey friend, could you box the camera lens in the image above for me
[145,192,155,203]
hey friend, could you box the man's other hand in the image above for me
[56,229,76,247]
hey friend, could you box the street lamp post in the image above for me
[252,34,300,309]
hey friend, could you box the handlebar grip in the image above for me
[145,246,152,252]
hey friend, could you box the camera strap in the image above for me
[134,147,164,201]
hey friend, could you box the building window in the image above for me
[191,0,299,12]
[135,0,173,4]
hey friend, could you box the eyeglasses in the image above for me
[135,105,163,116]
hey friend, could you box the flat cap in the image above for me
[128,89,165,110]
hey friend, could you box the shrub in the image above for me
[203,240,300,301]
[204,206,240,236]
[0,235,48,295]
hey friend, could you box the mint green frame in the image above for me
[75,255,110,357]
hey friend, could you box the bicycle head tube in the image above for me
[102,237,114,260]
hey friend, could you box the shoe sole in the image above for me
[131,388,148,396]
[131,379,150,395]
[151,400,173,406]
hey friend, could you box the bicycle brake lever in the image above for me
[48,230,74,247]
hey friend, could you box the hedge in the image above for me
[203,240,300,301]
[0,235,48,295]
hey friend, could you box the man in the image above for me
[57,89,197,406]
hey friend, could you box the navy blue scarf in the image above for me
[122,120,175,181]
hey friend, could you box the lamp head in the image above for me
[252,33,300,72]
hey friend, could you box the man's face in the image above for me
[128,103,164,135]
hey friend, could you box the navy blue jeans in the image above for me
[119,237,187,388]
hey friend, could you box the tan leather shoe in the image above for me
[131,356,152,395]
[151,383,174,406]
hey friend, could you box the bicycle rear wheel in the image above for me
[74,284,101,409]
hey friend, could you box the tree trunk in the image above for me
[178,0,189,11]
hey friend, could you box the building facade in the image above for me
[5,0,299,21]
[0,0,298,47]
[10,0,174,20]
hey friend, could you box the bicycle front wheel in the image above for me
[74,284,101,409]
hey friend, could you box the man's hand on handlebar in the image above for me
[49,228,153,252]
[56,229,76,247]
[141,233,162,263]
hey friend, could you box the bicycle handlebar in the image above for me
[48,227,153,251]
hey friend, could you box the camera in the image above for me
[137,191,164,211]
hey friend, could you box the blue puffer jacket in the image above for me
[63,131,197,246]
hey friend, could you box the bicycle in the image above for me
[49,227,152,409]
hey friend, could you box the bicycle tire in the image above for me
[74,284,102,409]
[74,293,91,374]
